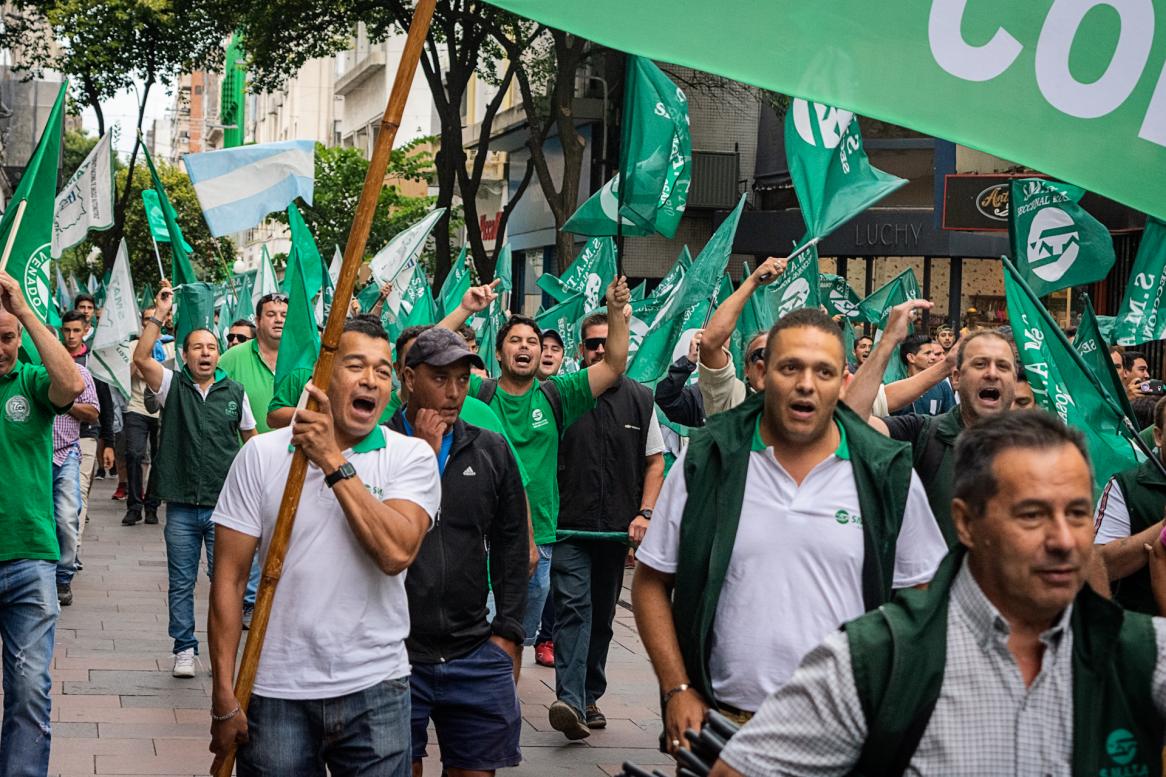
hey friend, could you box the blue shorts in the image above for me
[409,639,522,770]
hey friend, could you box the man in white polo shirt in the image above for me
[633,308,946,757]
[207,315,439,777]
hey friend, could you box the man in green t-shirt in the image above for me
[217,291,287,435]
[0,269,86,777]
[464,277,632,646]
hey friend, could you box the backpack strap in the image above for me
[539,380,564,431]
[475,378,499,405]
[912,415,945,480]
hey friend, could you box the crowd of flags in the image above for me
[2,59,1166,488]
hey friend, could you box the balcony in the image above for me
[334,49,386,97]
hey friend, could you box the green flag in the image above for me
[474,300,508,378]
[671,194,745,314]
[1003,257,1142,495]
[275,205,324,386]
[765,241,821,318]
[786,99,906,239]
[141,189,194,254]
[628,295,710,385]
[856,268,920,326]
[1075,293,1137,426]
[493,243,513,293]
[650,246,691,300]
[141,142,198,286]
[1112,218,1166,346]
[535,291,588,370]
[439,246,472,317]
[0,80,65,326]
[820,273,862,321]
[618,56,691,238]
[630,280,647,302]
[536,237,617,311]
[174,282,217,363]
[1009,178,1115,298]
[480,0,1166,225]
[399,263,438,329]
[138,282,155,313]
[562,174,654,237]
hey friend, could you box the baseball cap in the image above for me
[541,329,565,347]
[405,327,485,370]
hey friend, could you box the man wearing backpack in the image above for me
[471,277,632,652]
[710,411,1166,777]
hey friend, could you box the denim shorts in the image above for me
[409,639,521,770]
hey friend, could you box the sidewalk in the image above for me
[41,478,673,776]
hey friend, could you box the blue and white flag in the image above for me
[183,140,315,237]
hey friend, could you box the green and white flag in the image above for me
[370,208,445,286]
[275,205,324,386]
[536,291,587,372]
[618,56,691,238]
[630,279,647,302]
[562,174,653,237]
[786,99,906,239]
[141,142,198,286]
[399,263,438,330]
[820,273,862,320]
[473,299,508,378]
[251,245,279,312]
[52,132,114,258]
[766,240,821,318]
[1009,178,1115,298]
[650,246,691,300]
[536,237,616,311]
[0,80,65,327]
[670,194,745,314]
[1075,293,1136,426]
[480,0,1166,224]
[88,239,139,399]
[1004,257,1142,495]
[174,282,217,366]
[1112,218,1166,346]
[140,189,193,254]
[438,246,472,317]
[856,268,920,326]
[493,243,513,294]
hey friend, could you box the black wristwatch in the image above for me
[325,462,357,488]
[636,508,653,520]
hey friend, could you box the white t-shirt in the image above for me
[645,409,665,456]
[211,425,440,700]
[1094,476,1131,543]
[636,426,946,711]
[156,368,257,430]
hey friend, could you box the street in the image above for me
[40,478,674,776]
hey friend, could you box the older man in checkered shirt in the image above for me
[710,411,1166,777]
[51,359,99,607]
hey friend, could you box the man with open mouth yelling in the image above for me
[634,308,945,755]
[848,299,1018,546]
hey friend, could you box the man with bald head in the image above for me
[0,269,85,776]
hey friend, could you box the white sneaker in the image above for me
[172,648,196,678]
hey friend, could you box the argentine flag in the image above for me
[183,140,315,237]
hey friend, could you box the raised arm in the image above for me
[586,276,632,398]
[132,282,172,393]
[655,337,703,427]
[0,270,84,407]
[700,256,786,371]
[884,350,955,413]
[843,298,933,421]
[437,279,501,332]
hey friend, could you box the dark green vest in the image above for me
[911,406,963,546]
[148,368,247,507]
[845,548,1162,777]
[1112,459,1166,614]
[672,392,916,707]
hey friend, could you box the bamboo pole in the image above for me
[210,0,437,773]
[0,200,28,274]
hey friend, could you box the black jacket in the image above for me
[654,355,704,428]
[388,413,528,663]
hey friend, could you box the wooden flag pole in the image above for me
[0,199,28,275]
[210,0,437,773]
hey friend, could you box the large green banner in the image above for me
[483,0,1166,223]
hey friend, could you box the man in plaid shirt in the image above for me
[52,359,99,607]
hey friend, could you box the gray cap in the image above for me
[405,327,485,370]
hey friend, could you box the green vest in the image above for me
[1112,459,1166,615]
[672,392,916,707]
[911,406,963,546]
[148,368,247,507]
[845,548,1162,777]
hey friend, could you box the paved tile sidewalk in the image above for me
[39,479,672,776]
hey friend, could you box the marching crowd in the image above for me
[4,249,1166,777]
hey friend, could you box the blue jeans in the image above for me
[522,545,553,647]
[238,676,412,777]
[163,503,215,655]
[53,449,82,586]
[244,551,261,609]
[0,559,58,777]
[550,539,628,714]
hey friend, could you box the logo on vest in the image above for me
[4,394,31,423]
[1101,728,1147,777]
[833,509,862,527]
[225,400,238,417]
[531,407,549,430]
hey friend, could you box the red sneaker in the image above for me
[535,641,554,667]
[112,483,128,501]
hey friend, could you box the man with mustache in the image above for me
[133,281,258,680]
[710,411,1166,776]
[634,309,944,755]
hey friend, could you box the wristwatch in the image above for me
[324,462,357,488]
[146,316,165,329]
[636,508,653,520]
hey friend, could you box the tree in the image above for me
[2,0,237,268]
[59,159,234,289]
[267,141,449,270]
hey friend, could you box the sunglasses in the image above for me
[226,333,251,344]
[748,347,767,364]
[583,337,607,351]
[258,293,289,305]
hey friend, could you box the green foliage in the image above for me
[61,129,125,179]
[269,142,457,271]
[59,161,233,288]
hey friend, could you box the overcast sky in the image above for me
[80,81,168,158]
